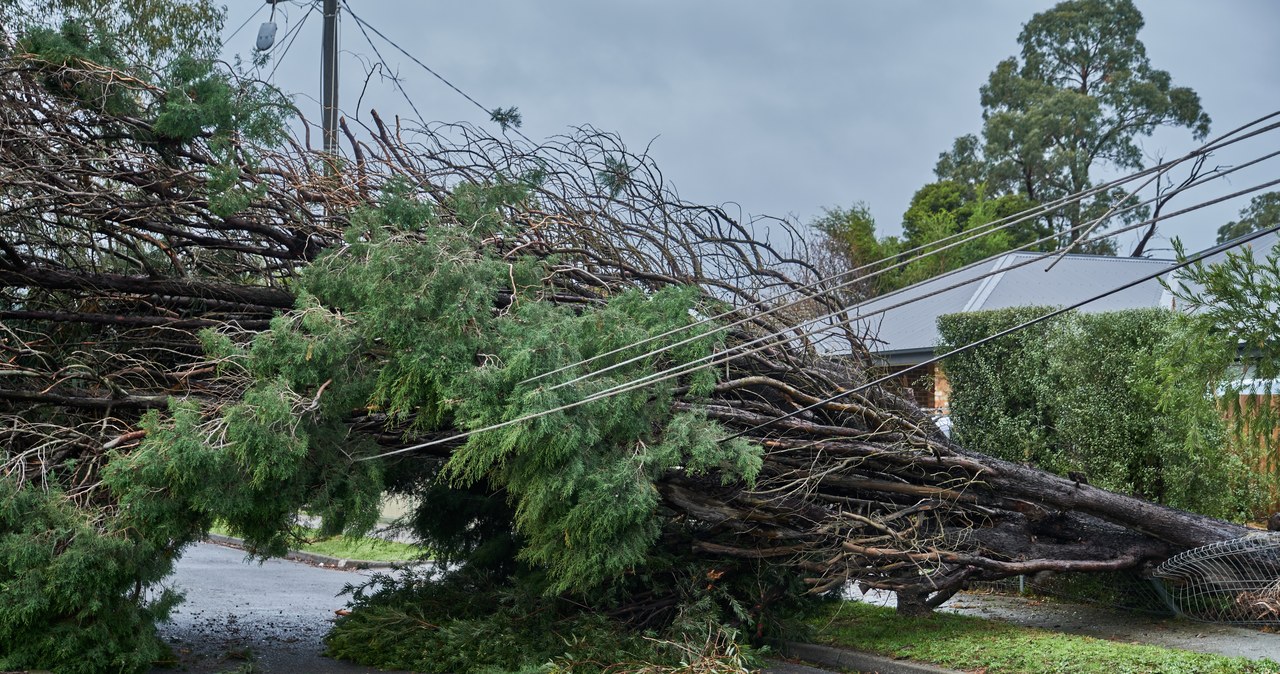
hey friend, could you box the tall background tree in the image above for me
[805,203,901,302]
[1216,192,1280,244]
[936,0,1210,253]
[810,0,1212,295]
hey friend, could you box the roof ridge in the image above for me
[1005,251,1176,264]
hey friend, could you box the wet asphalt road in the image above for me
[151,541,831,674]
[157,541,1280,672]
[150,541,404,674]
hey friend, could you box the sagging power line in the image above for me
[526,112,1280,394]
[354,163,1280,463]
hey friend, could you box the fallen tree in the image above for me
[0,45,1257,671]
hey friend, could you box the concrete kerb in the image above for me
[781,642,964,674]
[204,532,402,570]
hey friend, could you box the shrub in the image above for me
[938,307,1266,520]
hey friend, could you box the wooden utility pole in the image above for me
[321,0,339,156]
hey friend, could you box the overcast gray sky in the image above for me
[224,1,1280,257]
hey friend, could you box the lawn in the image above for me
[209,522,425,563]
[810,600,1280,674]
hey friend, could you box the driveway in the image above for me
[151,541,405,673]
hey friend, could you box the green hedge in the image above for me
[938,307,1265,520]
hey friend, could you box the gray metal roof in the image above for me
[850,252,1177,364]
[1189,229,1280,268]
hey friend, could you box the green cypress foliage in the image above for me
[114,177,761,598]
[0,480,178,673]
[14,20,139,116]
[0,39,305,671]
[274,179,761,593]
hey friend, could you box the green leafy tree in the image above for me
[1216,192,1280,244]
[901,180,1044,252]
[894,191,1024,287]
[806,202,903,300]
[1,0,224,65]
[936,0,1210,251]
[807,187,1045,299]
[892,181,1051,287]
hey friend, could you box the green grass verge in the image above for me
[810,601,1280,674]
[208,522,424,563]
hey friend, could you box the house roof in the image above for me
[816,229,1280,366]
[850,252,1177,365]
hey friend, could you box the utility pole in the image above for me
[321,0,339,157]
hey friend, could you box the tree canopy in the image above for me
[1217,192,1280,244]
[0,0,224,65]
[937,0,1210,250]
[808,0,1211,297]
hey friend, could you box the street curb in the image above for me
[204,533,403,570]
[782,642,964,674]
[761,658,842,674]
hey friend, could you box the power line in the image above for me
[340,2,535,144]
[227,10,1280,462]
[570,171,1280,411]
[223,2,267,45]
[568,146,1280,404]
[342,0,426,128]
[352,170,1280,463]
[525,113,1280,392]
[266,2,316,83]
[721,218,1280,443]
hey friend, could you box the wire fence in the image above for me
[1154,532,1280,625]
[962,533,1280,626]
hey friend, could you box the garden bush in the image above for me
[938,307,1267,520]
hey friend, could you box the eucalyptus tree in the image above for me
[936,0,1211,251]
[0,0,223,64]
[1216,192,1280,244]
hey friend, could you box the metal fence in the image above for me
[1154,532,1280,625]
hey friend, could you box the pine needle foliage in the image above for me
[14,20,140,116]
